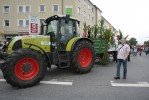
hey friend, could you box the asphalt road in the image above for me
[0,53,149,100]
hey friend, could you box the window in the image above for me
[4,20,10,26]
[18,6,23,13]
[18,5,31,13]
[3,6,10,13]
[18,19,29,27]
[83,0,85,6]
[18,20,23,26]
[52,5,59,12]
[39,5,45,12]
[84,11,86,18]
[88,14,90,20]
[92,8,94,13]
[26,20,29,26]
[25,6,31,13]
[92,17,94,21]
[78,7,80,14]
[88,5,90,9]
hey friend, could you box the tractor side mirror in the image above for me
[65,14,70,23]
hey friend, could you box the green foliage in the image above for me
[144,40,149,46]
[92,24,99,38]
[118,29,123,40]
[99,18,105,38]
[88,18,116,65]
[117,30,129,40]
[124,35,129,39]
[83,22,88,37]
[87,25,92,38]
[129,37,138,45]
[98,19,115,65]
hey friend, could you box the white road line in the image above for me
[111,81,149,87]
[0,79,73,86]
[0,79,6,82]
[40,81,73,85]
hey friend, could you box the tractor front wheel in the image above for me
[71,41,95,73]
[2,48,46,88]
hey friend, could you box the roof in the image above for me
[94,5,102,13]
[45,15,80,24]
[88,0,102,13]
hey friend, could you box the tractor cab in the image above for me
[41,15,80,51]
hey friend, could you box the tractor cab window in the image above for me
[76,21,80,36]
[60,19,73,49]
[47,20,58,36]
[46,20,58,48]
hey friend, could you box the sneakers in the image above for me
[114,77,120,79]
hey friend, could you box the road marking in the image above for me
[40,81,73,85]
[0,79,5,82]
[111,81,149,87]
[40,79,73,85]
[0,79,73,86]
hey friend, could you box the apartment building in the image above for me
[0,0,113,41]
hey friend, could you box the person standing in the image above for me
[137,46,142,56]
[114,39,130,79]
[0,41,3,59]
[145,46,149,55]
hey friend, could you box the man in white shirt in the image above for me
[114,39,130,79]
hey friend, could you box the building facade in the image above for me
[102,16,118,35]
[0,0,115,41]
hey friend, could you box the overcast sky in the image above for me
[90,0,149,44]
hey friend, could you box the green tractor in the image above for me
[0,15,95,88]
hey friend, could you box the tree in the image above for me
[98,19,115,64]
[83,22,88,38]
[92,24,99,38]
[87,25,92,38]
[117,29,129,43]
[129,37,138,45]
[144,40,149,46]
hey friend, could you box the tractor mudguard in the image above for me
[6,35,51,68]
[66,37,93,51]
[24,42,51,68]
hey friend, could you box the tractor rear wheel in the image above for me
[2,48,46,88]
[71,41,95,73]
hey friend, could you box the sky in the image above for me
[90,0,149,44]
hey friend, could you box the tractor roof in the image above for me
[45,15,80,24]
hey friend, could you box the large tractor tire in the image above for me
[71,41,95,73]
[2,48,46,88]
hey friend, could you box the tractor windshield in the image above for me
[40,20,58,35]
[47,20,58,35]
[60,19,74,49]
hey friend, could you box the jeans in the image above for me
[116,59,127,77]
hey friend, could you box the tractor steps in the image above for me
[52,51,70,68]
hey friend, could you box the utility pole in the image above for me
[62,0,64,15]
